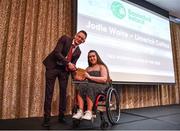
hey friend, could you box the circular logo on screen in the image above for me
[111,1,126,19]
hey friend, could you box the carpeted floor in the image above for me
[0,104,180,130]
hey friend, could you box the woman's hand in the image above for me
[85,72,91,79]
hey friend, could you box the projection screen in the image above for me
[76,0,175,84]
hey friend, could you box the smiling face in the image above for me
[74,32,86,45]
[88,52,97,65]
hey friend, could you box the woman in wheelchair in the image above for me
[72,50,111,120]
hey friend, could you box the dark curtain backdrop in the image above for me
[0,0,180,119]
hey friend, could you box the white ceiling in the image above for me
[145,0,180,18]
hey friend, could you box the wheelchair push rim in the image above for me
[106,87,121,125]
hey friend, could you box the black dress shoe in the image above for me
[58,113,66,123]
[42,116,50,127]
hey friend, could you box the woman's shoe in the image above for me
[81,110,92,120]
[72,109,83,119]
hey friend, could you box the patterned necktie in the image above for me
[66,44,75,71]
[67,44,75,62]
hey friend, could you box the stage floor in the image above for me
[1,104,180,130]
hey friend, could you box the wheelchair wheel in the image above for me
[106,87,120,125]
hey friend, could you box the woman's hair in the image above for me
[87,50,111,82]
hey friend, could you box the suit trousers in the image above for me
[44,67,69,117]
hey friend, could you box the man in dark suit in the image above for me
[42,30,87,127]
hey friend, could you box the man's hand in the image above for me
[67,62,76,71]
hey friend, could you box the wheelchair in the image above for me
[72,81,121,129]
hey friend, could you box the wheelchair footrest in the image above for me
[97,106,106,112]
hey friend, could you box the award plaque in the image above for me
[74,68,86,80]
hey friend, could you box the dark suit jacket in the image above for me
[43,35,81,70]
